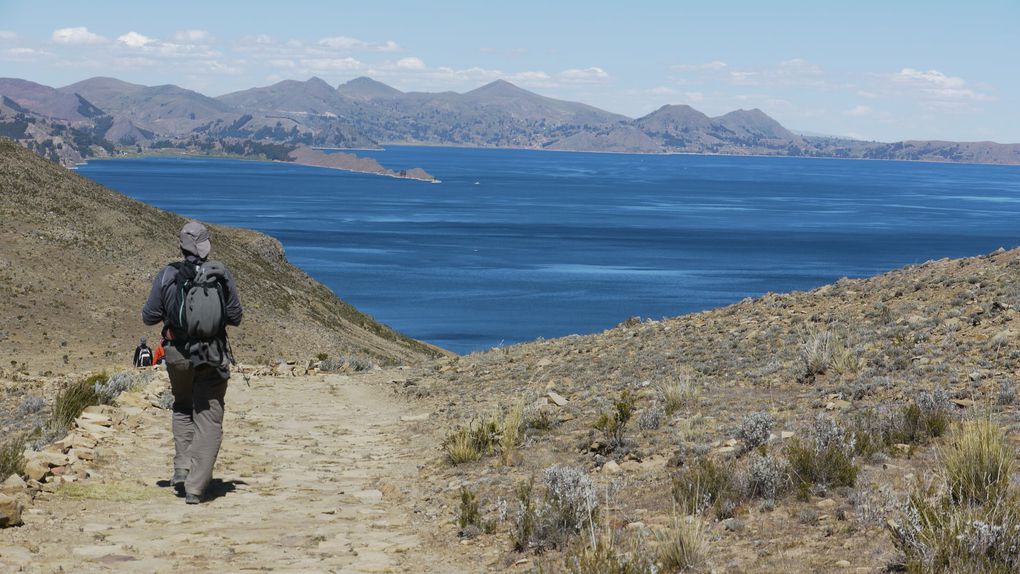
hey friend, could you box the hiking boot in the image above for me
[171,469,188,493]
[185,492,201,505]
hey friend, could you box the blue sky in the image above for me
[1,0,1017,142]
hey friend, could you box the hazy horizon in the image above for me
[2,1,1018,143]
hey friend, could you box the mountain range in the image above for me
[1,75,1019,166]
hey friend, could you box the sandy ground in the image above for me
[0,370,472,573]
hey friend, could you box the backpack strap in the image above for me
[166,261,199,342]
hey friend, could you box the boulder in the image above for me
[23,459,52,482]
[0,494,23,528]
[0,474,27,493]
[546,391,568,407]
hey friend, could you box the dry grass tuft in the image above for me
[49,374,105,432]
[58,481,160,502]
[656,514,709,573]
[0,433,26,481]
[657,367,698,415]
[444,427,482,464]
[942,418,1013,505]
[500,403,525,465]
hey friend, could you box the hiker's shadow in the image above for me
[156,478,247,502]
[204,478,245,501]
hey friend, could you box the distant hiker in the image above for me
[133,337,153,367]
[142,221,243,504]
[152,338,166,365]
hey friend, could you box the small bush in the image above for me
[49,375,105,431]
[544,465,599,537]
[830,334,863,376]
[996,379,1016,405]
[800,330,834,381]
[318,357,344,372]
[510,466,600,552]
[656,515,708,573]
[459,487,481,530]
[526,408,557,431]
[94,371,147,403]
[156,389,175,410]
[746,453,789,502]
[672,457,742,518]
[560,537,657,574]
[637,404,663,431]
[891,484,1020,572]
[15,396,45,416]
[787,416,858,490]
[594,391,636,452]
[510,478,538,551]
[942,418,1013,505]
[658,369,697,415]
[315,352,329,362]
[737,411,774,452]
[0,434,26,481]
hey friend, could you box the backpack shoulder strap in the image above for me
[170,261,197,283]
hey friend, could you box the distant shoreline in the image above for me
[74,148,441,183]
[370,141,1020,168]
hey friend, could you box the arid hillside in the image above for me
[0,139,443,375]
[399,245,1020,572]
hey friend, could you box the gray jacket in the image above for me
[142,255,243,332]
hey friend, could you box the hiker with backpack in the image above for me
[133,336,153,367]
[142,221,243,504]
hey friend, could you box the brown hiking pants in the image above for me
[165,344,228,497]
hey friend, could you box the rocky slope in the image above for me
[0,139,443,376]
[390,245,1020,571]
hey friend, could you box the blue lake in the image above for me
[77,147,1020,354]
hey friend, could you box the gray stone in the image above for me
[0,494,24,528]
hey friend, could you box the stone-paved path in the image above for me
[0,371,465,573]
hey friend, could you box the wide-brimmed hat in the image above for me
[180,221,211,259]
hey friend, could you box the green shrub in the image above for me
[594,390,636,452]
[786,416,858,489]
[458,487,481,530]
[672,457,742,518]
[510,478,537,552]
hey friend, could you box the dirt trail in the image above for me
[0,370,465,573]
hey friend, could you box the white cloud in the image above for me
[4,47,44,57]
[174,30,211,43]
[396,56,426,70]
[892,68,991,102]
[845,104,872,116]
[558,67,609,82]
[117,31,156,48]
[647,86,676,95]
[317,36,400,52]
[684,91,705,103]
[52,26,107,45]
[673,61,727,72]
[0,31,17,42]
[295,57,362,72]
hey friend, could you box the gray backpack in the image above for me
[170,260,231,367]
